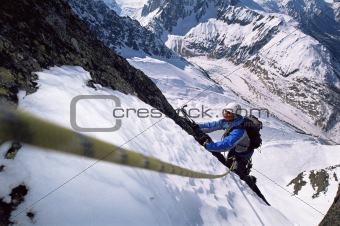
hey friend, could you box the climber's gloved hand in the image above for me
[203,140,210,149]
[198,135,212,146]
[190,121,199,130]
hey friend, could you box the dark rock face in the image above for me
[319,184,340,226]
[0,0,191,131]
[0,185,28,226]
[287,165,339,198]
[287,172,307,195]
[142,0,165,16]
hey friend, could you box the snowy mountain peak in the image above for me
[141,0,219,35]
[253,0,340,59]
[139,0,340,144]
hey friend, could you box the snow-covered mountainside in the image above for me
[67,0,174,58]
[1,58,339,226]
[138,0,340,144]
[127,56,340,226]
[0,58,340,226]
[1,0,339,225]
[114,0,148,18]
[253,0,340,59]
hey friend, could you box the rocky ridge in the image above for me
[67,0,174,58]
[319,184,340,226]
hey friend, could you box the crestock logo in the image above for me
[235,108,269,118]
[178,105,269,119]
[112,105,216,119]
[70,95,122,132]
[70,95,269,132]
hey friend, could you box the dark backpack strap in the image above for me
[221,126,235,140]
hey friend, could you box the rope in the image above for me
[0,105,229,179]
[225,157,237,175]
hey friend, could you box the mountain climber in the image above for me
[191,102,270,206]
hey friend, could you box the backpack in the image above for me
[221,115,262,151]
[241,115,262,150]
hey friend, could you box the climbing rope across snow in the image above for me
[0,105,231,179]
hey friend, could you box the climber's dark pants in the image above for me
[211,151,270,206]
[211,151,255,188]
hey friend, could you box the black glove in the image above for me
[198,134,212,146]
[203,140,209,149]
[190,121,199,130]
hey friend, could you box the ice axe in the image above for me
[179,104,196,124]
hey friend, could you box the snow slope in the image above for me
[0,59,339,225]
[128,56,340,226]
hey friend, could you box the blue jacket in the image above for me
[199,117,253,157]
